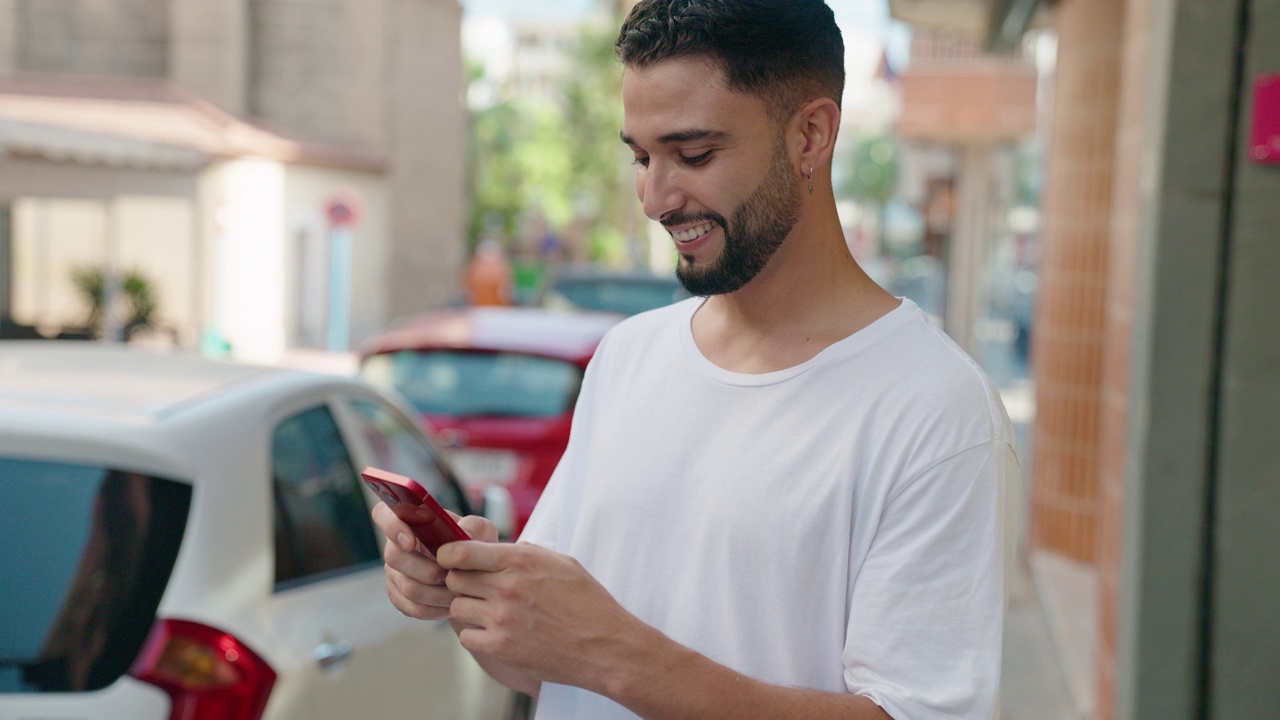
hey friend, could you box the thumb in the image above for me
[457,514,499,543]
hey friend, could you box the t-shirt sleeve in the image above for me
[843,439,1021,720]
[516,331,611,553]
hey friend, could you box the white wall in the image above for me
[198,158,391,362]
[199,158,288,362]
[281,164,389,351]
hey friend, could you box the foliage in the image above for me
[559,11,633,263]
[838,133,900,208]
[467,97,529,251]
[464,8,638,263]
[70,265,160,340]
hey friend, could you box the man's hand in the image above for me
[438,540,650,693]
[372,502,498,622]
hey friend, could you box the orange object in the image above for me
[463,240,513,306]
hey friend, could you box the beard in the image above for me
[671,142,803,297]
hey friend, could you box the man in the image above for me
[374,1,1020,718]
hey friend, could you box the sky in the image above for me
[461,0,596,22]
[459,0,907,84]
[460,0,894,35]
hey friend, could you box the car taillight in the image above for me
[128,619,277,720]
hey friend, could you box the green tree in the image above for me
[558,9,635,263]
[838,133,899,207]
[464,7,642,264]
[466,56,525,253]
[836,133,900,256]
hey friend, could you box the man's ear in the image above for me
[791,97,841,172]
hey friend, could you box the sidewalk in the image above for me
[997,377,1088,720]
[1001,559,1086,719]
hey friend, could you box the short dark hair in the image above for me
[616,0,845,120]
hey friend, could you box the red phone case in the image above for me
[360,466,470,555]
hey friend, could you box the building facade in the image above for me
[891,0,1280,718]
[0,0,465,361]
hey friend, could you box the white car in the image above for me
[0,343,527,720]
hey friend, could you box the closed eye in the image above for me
[632,155,650,168]
[680,150,713,166]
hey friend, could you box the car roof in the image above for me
[0,342,287,422]
[359,307,621,364]
[547,264,681,283]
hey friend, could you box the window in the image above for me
[0,459,190,693]
[346,398,468,517]
[362,350,583,419]
[548,277,690,315]
[271,406,379,589]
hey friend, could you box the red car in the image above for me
[359,307,622,537]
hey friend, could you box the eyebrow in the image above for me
[620,128,729,147]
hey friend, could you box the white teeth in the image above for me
[673,222,714,243]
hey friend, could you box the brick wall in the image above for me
[1030,0,1124,564]
[13,0,168,77]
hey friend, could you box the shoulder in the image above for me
[610,296,699,336]
[853,301,1015,451]
[592,296,700,359]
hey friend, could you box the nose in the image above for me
[637,161,683,222]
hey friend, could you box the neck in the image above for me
[708,196,889,329]
[690,195,900,374]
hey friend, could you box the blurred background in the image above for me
[0,0,1276,718]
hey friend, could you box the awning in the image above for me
[887,0,1051,53]
[0,118,208,171]
[0,75,386,172]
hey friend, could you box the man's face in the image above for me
[621,58,802,296]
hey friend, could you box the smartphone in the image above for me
[361,466,471,556]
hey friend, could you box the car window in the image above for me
[0,459,190,694]
[346,397,468,517]
[548,277,690,315]
[271,405,380,590]
[362,350,582,418]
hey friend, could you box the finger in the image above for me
[386,572,449,622]
[449,594,491,630]
[444,568,503,600]
[455,625,506,662]
[372,502,418,553]
[386,559,456,610]
[457,514,499,543]
[383,538,448,585]
[387,559,449,601]
[437,538,524,572]
[390,569,457,608]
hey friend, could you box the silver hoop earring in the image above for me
[807,165,814,194]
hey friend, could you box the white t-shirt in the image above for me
[520,297,1021,720]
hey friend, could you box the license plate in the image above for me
[447,449,518,486]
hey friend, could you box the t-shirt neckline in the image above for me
[677,296,916,387]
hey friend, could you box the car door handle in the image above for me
[312,640,354,669]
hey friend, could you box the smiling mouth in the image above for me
[671,222,715,243]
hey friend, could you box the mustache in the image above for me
[661,211,727,231]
